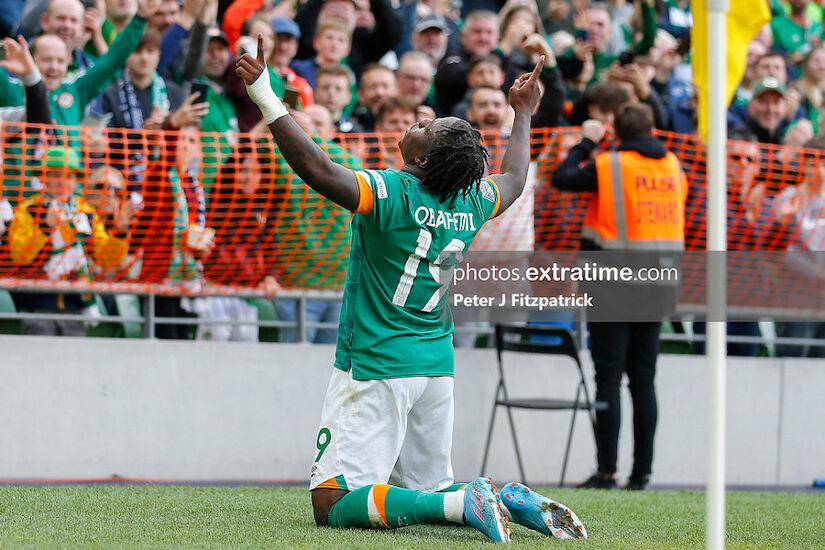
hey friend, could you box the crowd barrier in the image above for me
[0,122,822,319]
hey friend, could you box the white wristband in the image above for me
[245,67,288,124]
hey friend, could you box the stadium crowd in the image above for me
[0,0,824,353]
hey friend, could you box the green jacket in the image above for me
[0,15,147,126]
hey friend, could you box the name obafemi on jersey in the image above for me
[334,169,500,380]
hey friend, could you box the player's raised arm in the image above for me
[487,56,545,216]
[236,34,360,211]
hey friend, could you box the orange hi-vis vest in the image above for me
[583,150,688,251]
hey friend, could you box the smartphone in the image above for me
[80,0,96,7]
[283,86,299,109]
[190,81,210,102]
[575,28,588,42]
[0,45,6,61]
[236,35,258,58]
[618,50,635,66]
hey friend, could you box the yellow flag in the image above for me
[692,0,772,141]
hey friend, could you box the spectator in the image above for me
[93,0,138,54]
[351,62,397,131]
[270,16,314,108]
[269,109,361,344]
[729,50,801,129]
[137,123,215,338]
[223,14,286,131]
[567,80,631,126]
[467,86,510,131]
[0,0,160,129]
[39,0,102,79]
[552,104,687,490]
[434,10,501,116]
[503,29,566,128]
[689,140,770,357]
[198,28,239,134]
[9,147,131,335]
[290,19,351,89]
[83,166,136,274]
[0,35,52,124]
[196,140,281,342]
[101,27,195,129]
[365,95,418,167]
[303,103,336,137]
[148,0,181,33]
[496,0,543,63]
[560,0,655,85]
[410,14,450,66]
[539,0,575,35]
[730,77,804,145]
[772,135,825,357]
[659,0,692,40]
[605,61,670,130]
[395,50,435,111]
[314,63,362,132]
[793,46,825,133]
[157,0,218,81]
[450,54,505,119]
[293,0,402,78]
[770,0,825,64]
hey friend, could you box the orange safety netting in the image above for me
[0,122,821,310]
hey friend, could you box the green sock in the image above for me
[328,484,465,529]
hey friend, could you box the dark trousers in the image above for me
[588,321,661,478]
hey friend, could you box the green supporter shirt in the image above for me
[275,137,361,290]
[0,15,147,127]
[334,169,501,380]
[770,14,825,56]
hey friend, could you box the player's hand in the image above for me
[137,0,162,18]
[581,119,606,143]
[235,33,267,86]
[508,55,544,114]
[0,36,36,78]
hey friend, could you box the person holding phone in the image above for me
[101,26,209,130]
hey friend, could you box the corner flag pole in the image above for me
[705,1,728,549]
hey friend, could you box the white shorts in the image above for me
[309,368,455,492]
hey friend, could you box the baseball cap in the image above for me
[413,14,449,34]
[752,77,786,99]
[206,27,228,46]
[40,147,83,173]
[271,17,301,39]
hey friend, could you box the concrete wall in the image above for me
[0,336,822,486]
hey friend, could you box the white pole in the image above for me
[705,1,728,549]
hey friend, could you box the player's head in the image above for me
[399,117,488,204]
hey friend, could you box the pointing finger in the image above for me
[526,55,545,84]
[256,33,265,64]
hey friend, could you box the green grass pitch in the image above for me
[0,486,822,549]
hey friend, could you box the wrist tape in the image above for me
[245,68,288,124]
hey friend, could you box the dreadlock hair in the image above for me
[419,121,488,206]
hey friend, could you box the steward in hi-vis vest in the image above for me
[551,102,686,491]
[584,149,687,251]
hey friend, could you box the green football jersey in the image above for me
[334,169,501,380]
